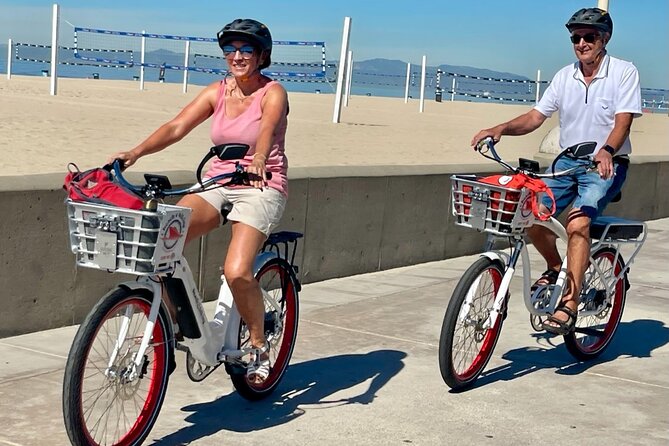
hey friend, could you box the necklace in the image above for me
[231,87,252,102]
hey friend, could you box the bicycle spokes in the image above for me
[439,258,505,390]
[564,248,626,360]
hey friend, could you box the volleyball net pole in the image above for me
[6,39,12,79]
[404,63,410,103]
[182,40,190,93]
[332,16,351,123]
[139,30,146,91]
[418,55,426,113]
[50,3,60,95]
[344,50,353,107]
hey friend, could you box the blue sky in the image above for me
[1,0,667,88]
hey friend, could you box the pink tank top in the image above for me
[207,78,288,196]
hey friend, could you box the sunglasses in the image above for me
[570,32,600,44]
[221,45,255,58]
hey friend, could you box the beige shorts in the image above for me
[197,186,286,237]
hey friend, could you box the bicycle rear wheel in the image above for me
[231,257,299,400]
[564,247,627,360]
[439,257,506,390]
[63,287,172,446]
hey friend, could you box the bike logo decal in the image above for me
[497,175,513,185]
[160,214,186,250]
[520,195,533,218]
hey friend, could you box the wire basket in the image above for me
[451,175,535,235]
[67,200,192,275]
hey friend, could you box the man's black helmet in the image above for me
[217,18,273,69]
[565,7,613,36]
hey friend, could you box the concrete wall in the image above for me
[1,157,667,338]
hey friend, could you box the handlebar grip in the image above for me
[266,171,272,180]
[475,137,494,152]
[105,158,127,173]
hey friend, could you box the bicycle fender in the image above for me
[118,280,161,296]
[480,251,509,268]
[253,251,279,276]
[254,252,301,292]
[116,280,177,343]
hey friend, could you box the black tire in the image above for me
[63,287,172,446]
[230,258,299,400]
[564,247,627,360]
[439,257,506,391]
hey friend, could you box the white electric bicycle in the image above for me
[62,144,302,445]
[438,138,647,391]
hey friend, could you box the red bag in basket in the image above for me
[477,173,555,221]
[63,163,144,210]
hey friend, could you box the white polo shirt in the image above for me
[534,54,642,156]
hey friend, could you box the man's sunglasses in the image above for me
[222,45,255,58]
[570,33,600,44]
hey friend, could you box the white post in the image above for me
[535,69,541,103]
[139,30,146,91]
[182,40,190,93]
[418,55,426,113]
[598,0,609,11]
[344,50,353,107]
[6,39,12,79]
[451,77,456,102]
[404,62,411,103]
[332,16,352,124]
[49,3,60,96]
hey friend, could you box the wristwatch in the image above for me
[602,145,616,156]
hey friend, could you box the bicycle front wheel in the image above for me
[63,287,172,446]
[564,247,627,360]
[231,257,299,400]
[439,257,506,390]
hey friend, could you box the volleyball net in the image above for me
[14,42,134,68]
[436,70,549,103]
[72,27,329,80]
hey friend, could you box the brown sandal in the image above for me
[542,304,577,335]
[531,268,560,292]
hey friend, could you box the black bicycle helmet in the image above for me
[565,7,613,36]
[217,18,272,69]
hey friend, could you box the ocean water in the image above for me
[2,57,666,112]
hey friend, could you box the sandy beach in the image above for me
[0,75,666,176]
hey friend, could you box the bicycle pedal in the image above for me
[224,362,246,376]
[186,351,220,382]
[530,314,545,332]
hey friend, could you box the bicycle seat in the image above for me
[590,215,644,240]
[221,202,233,224]
[266,231,304,245]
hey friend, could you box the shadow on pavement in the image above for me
[465,319,669,390]
[151,349,406,445]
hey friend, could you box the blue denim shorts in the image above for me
[541,156,628,219]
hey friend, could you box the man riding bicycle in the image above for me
[470,7,642,335]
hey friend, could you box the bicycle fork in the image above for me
[458,238,519,331]
[105,279,163,382]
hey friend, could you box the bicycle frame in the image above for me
[469,215,647,331]
[111,249,280,374]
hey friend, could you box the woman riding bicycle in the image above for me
[470,7,642,335]
[110,18,289,384]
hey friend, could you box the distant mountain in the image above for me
[0,43,527,81]
[352,58,530,80]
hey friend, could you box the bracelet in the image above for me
[253,153,267,162]
[602,145,616,156]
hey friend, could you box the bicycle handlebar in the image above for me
[474,137,598,179]
[110,143,272,200]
